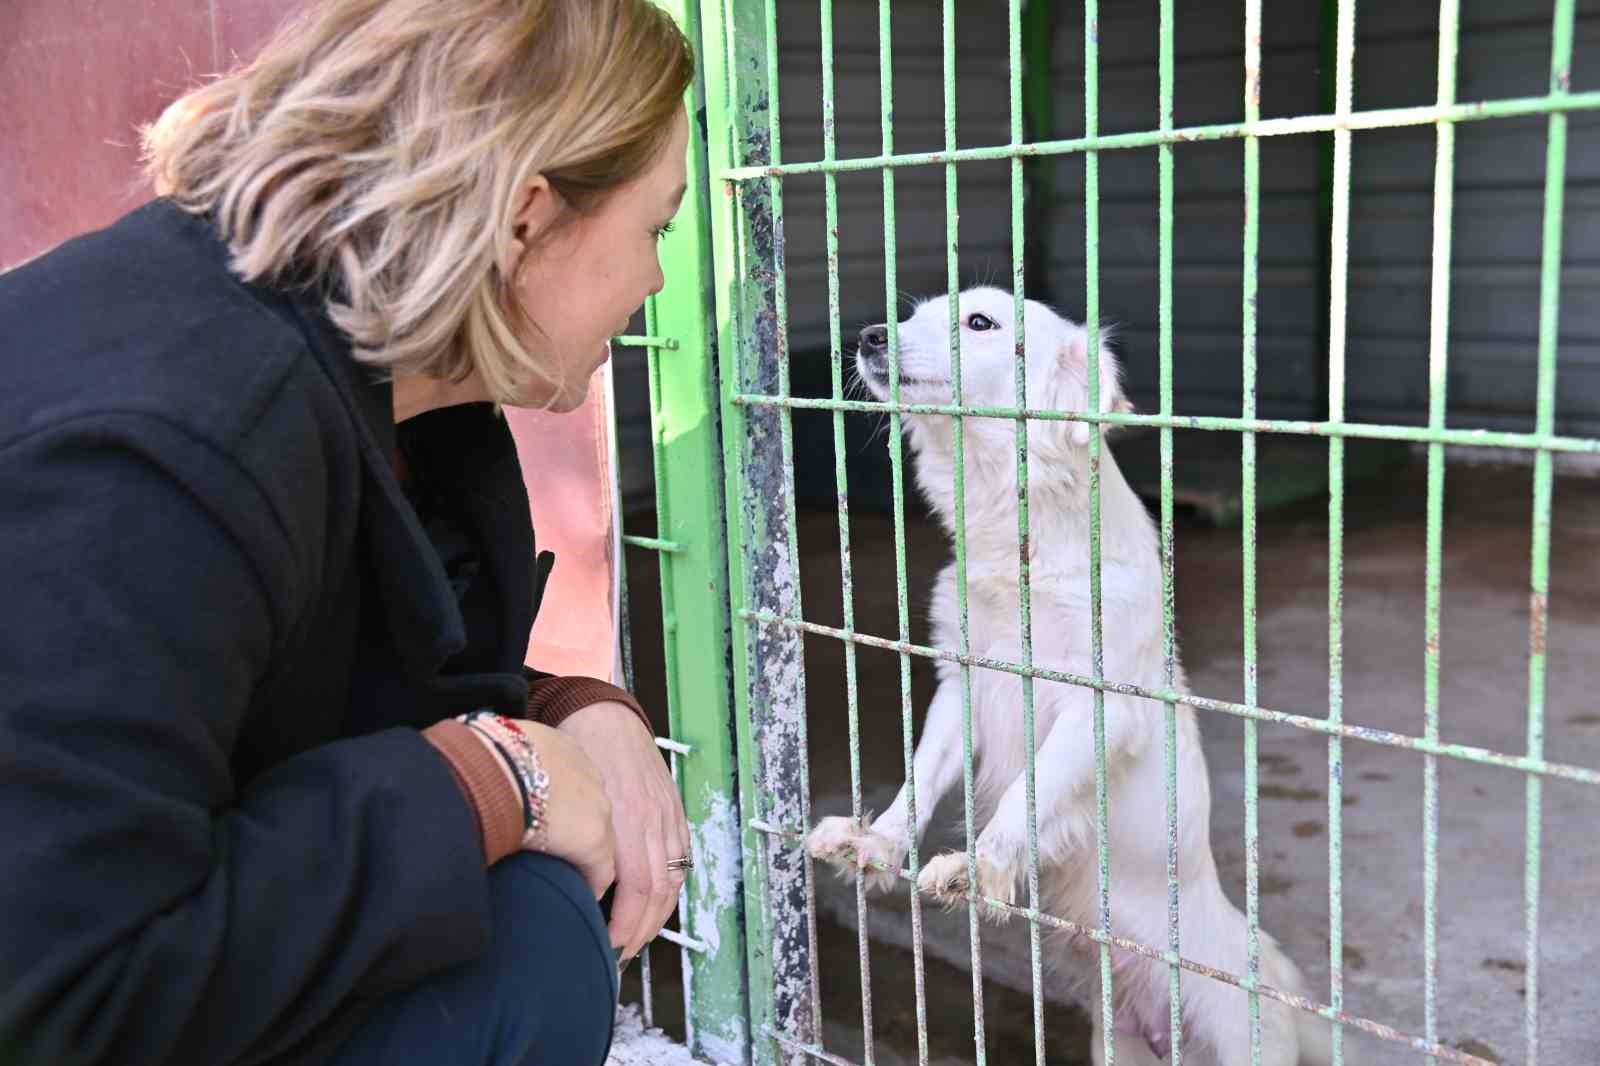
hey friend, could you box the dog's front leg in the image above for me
[807,677,965,892]
[920,689,1145,913]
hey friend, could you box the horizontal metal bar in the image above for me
[613,334,680,350]
[655,736,693,756]
[721,90,1600,181]
[654,926,709,953]
[740,610,1600,786]
[747,823,1495,1066]
[622,534,687,554]
[733,393,1600,454]
[762,1026,862,1066]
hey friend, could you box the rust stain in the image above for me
[1453,1039,1500,1063]
[1292,820,1323,839]
[1529,592,1548,657]
[1482,957,1526,975]
[1259,783,1321,802]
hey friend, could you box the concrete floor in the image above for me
[623,452,1600,1065]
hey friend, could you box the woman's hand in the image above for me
[558,702,689,960]
[506,722,616,897]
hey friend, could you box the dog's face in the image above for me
[856,287,1128,449]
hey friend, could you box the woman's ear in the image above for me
[505,175,559,273]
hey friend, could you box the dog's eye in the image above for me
[966,313,999,332]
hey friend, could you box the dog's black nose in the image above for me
[859,324,888,354]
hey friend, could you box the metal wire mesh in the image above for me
[694,0,1599,1064]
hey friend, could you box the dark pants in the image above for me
[330,853,618,1066]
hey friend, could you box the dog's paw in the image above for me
[915,851,1018,918]
[806,816,905,894]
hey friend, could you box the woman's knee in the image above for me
[490,852,618,1065]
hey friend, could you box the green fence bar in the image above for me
[875,2,934,1063]
[1525,1,1576,1061]
[1007,0,1047,1063]
[735,394,1600,454]
[698,0,814,1060]
[1077,0,1118,1062]
[817,2,875,1062]
[1423,0,1462,1060]
[721,91,1600,181]
[1324,3,1356,1064]
[1241,0,1264,1059]
[689,1,1600,1062]
[742,814,1492,1066]
[615,334,682,350]
[762,0,826,1046]
[635,2,749,1059]
[944,1,988,1063]
[1157,0,1183,1060]
[741,610,1600,789]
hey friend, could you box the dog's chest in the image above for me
[936,566,1092,660]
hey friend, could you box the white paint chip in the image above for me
[606,1004,735,1066]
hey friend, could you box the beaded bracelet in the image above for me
[460,711,551,849]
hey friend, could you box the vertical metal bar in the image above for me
[700,0,812,1059]
[1525,3,1574,1062]
[943,5,988,1064]
[1241,1,1264,1061]
[1079,0,1115,1063]
[761,0,824,1045]
[1006,1,1042,1064]
[818,2,874,1061]
[1325,3,1356,1065]
[641,299,666,1035]
[1157,0,1183,1060]
[876,4,931,1063]
[645,293,688,1039]
[1423,0,1460,1060]
[615,330,649,1031]
[637,4,750,1057]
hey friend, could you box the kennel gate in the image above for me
[623,0,1600,1063]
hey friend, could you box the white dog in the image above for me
[807,288,1329,1066]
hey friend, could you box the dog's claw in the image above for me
[916,851,1019,920]
[806,816,905,894]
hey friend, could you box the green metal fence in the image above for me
[632,0,1600,1064]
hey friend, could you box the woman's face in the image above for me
[509,109,689,412]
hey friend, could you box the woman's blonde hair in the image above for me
[144,0,693,402]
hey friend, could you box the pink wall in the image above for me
[1,0,292,269]
[0,0,622,682]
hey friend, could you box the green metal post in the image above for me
[1241,0,1264,1060]
[943,1,987,1062]
[1422,2,1462,1061]
[699,0,813,1062]
[1324,4,1357,1063]
[1524,3,1575,1062]
[619,3,750,1061]
[817,3,877,1062]
[1157,0,1182,1059]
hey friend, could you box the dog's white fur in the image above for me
[807,288,1330,1066]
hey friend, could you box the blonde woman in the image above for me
[0,2,696,1064]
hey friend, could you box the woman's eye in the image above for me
[654,222,676,242]
[967,313,998,331]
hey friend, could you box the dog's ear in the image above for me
[1066,326,1126,447]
